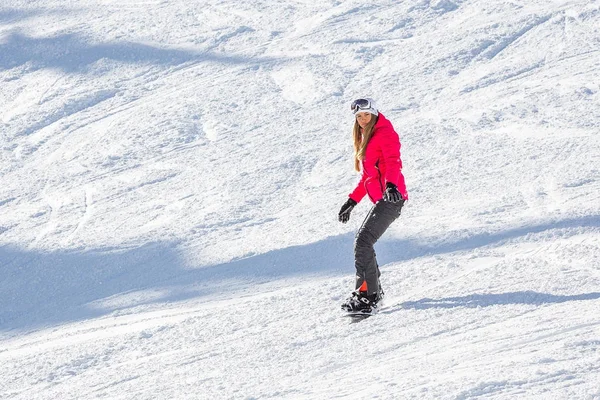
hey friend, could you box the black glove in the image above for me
[338,198,357,223]
[383,182,402,203]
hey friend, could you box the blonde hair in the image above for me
[352,115,379,172]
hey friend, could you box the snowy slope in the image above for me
[1,0,600,399]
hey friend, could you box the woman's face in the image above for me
[356,112,372,129]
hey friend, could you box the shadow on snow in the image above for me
[400,291,600,310]
[0,30,279,72]
[0,235,355,334]
[1,214,598,334]
[375,213,600,265]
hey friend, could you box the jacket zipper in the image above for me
[376,161,384,199]
[365,161,383,203]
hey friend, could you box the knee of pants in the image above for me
[355,229,376,250]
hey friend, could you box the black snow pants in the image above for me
[354,199,404,296]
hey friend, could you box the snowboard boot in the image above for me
[378,281,385,302]
[341,291,380,314]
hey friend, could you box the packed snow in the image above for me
[1,0,599,399]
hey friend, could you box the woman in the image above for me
[338,98,408,314]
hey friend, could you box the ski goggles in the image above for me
[350,98,372,113]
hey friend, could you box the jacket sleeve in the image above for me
[349,171,367,203]
[381,128,408,200]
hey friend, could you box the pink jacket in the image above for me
[349,113,408,204]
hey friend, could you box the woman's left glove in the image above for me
[338,198,357,223]
[384,182,402,203]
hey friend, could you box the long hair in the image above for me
[352,115,379,172]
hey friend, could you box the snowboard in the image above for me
[344,310,377,323]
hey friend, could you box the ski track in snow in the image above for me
[1,0,600,399]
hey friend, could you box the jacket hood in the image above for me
[374,113,393,132]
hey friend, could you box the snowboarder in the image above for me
[338,98,408,314]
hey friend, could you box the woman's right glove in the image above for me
[338,198,357,223]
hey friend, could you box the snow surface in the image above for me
[1,0,600,398]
